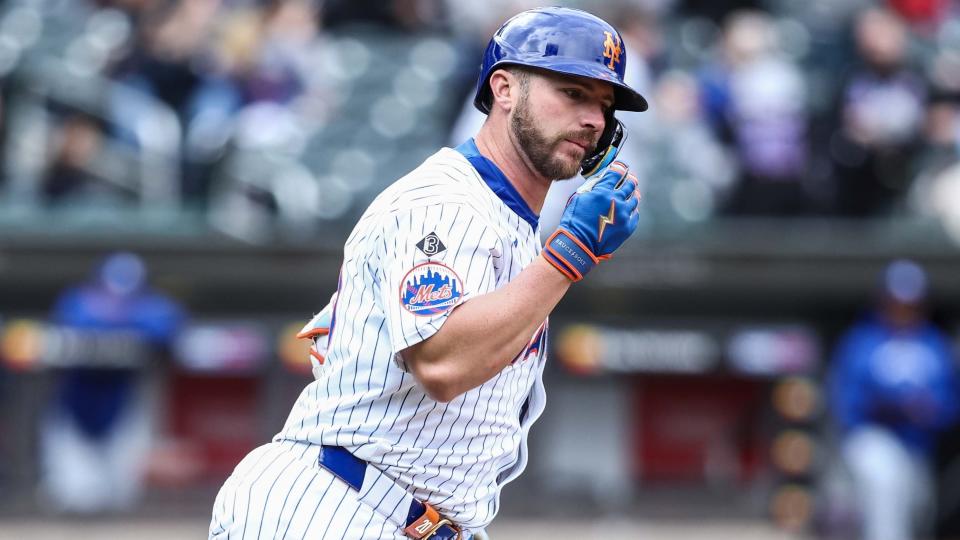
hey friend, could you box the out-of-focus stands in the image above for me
[1,0,960,239]
[0,0,472,240]
[1,0,960,538]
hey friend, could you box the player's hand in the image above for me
[542,161,640,281]
[297,292,337,379]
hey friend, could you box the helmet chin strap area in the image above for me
[580,119,626,179]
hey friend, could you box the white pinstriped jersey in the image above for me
[275,140,549,529]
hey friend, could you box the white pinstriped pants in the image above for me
[209,441,483,540]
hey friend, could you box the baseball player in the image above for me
[210,7,647,540]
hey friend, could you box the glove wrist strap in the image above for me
[542,229,599,282]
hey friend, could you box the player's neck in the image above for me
[474,123,550,214]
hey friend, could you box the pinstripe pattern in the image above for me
[209,441,406,539]
[214,147,548,536]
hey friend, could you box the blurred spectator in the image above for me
[108,0,223,201]
[41,111,128,205]
[0,85,6,194]
[911,91,960,180]
[887,0,950,34]
[698,10,814,216]
[185,1,329,200]
[627,70,738,226]
[605,5,661,89]
[202,1,322,111]
[39,252,185,514]
[909,90,960,240]
[678,0,762,23]
[112,0,220,122]
[829,259,959,540]
[829,7,927,216]
[443,0,543,42]
[324,0,447,32]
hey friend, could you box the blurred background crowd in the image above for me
[0,0,960,539]
[0,0,958,234]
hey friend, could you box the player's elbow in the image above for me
[412,362,463,403]
[401,340,463,402]
[402,351,461,402]
[423,382,461,403]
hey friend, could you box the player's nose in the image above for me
[579,103,605,135]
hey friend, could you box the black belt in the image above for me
[319,445,462,540]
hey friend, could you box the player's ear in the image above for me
[487,69,517,113]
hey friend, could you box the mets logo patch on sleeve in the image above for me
[400,262,463,316]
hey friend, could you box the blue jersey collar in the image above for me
[455,138,539,231]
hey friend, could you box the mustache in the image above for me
[559,130,599,152]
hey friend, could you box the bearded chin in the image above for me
[511,104,582,180]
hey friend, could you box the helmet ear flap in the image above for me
[476,73,495,114]
[580,117,626,178]
[598,111,620,150]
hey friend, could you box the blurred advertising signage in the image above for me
[557,324,720,375]
[726,326,819,376]
[173,323,269,374]
[557,323,819,376]
[0,319,151,370]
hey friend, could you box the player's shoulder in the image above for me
[373,148,490,211]
[397,147,483,196]
[347,148,507,248]
[421,147,481,180]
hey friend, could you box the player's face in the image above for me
[510,71,614,180]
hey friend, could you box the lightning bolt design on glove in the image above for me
[597,200,616,243]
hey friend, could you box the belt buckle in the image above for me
[423,518,461,540]
[404,502,462,540]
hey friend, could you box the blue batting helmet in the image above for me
[473,7,648,115]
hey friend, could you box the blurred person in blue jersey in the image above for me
[39,252,185,514]
[830,259,959,540]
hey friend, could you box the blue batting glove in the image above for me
[542,162,640,281]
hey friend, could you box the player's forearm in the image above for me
[402,256,570,401]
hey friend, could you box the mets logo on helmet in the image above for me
[602,31,622,70]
